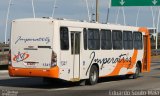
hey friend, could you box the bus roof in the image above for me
[12,18,142,31]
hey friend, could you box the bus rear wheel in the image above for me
[87,65,99,85]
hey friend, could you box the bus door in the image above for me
[143,35,148,71]
[71,32,81,80]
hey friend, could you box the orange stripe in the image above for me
[8,66,59,78]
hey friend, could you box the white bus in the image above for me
[9,18,151,85]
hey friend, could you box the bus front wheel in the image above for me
[133,64,140,79]
[126,64,140,79]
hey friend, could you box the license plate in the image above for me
[23,62,37,68]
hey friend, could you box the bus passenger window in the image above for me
[101,29,112,50]
[88,29,100,50]
[83,28,87,50]
[123,31,133,50]
[133,32,143,49]
[60,27,69,50]
[112,30,122,50]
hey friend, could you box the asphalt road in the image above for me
[0,62,160,96]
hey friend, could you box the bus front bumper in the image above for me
[8,66,59,78]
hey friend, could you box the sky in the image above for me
[0,0,159,43]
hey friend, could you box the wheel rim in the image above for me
[91,70,97,82]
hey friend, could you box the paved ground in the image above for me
[0,62,160,96]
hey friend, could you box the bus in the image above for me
[0,47,9,65]
[8,18,151,85]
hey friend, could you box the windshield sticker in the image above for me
[15,36,50,44]
[13,52,30,62]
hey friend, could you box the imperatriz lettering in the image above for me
[15,36,50,44]
[90,51,131,65]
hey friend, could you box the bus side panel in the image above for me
[102,50,139,77]
[81,49,140,78]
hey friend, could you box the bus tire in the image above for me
[132,64,140,79]
[87,65,98,85]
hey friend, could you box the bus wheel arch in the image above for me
[137,61,142,73]
[87,63,99,85]
[92,63,99,74]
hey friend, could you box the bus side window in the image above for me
[83,28,87,50]
[112,30,122,50]
[101,29,112,50]
[60,27,69,50]
[88,29,100,50]
[123,31,133,50]
[133,32,143,49]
